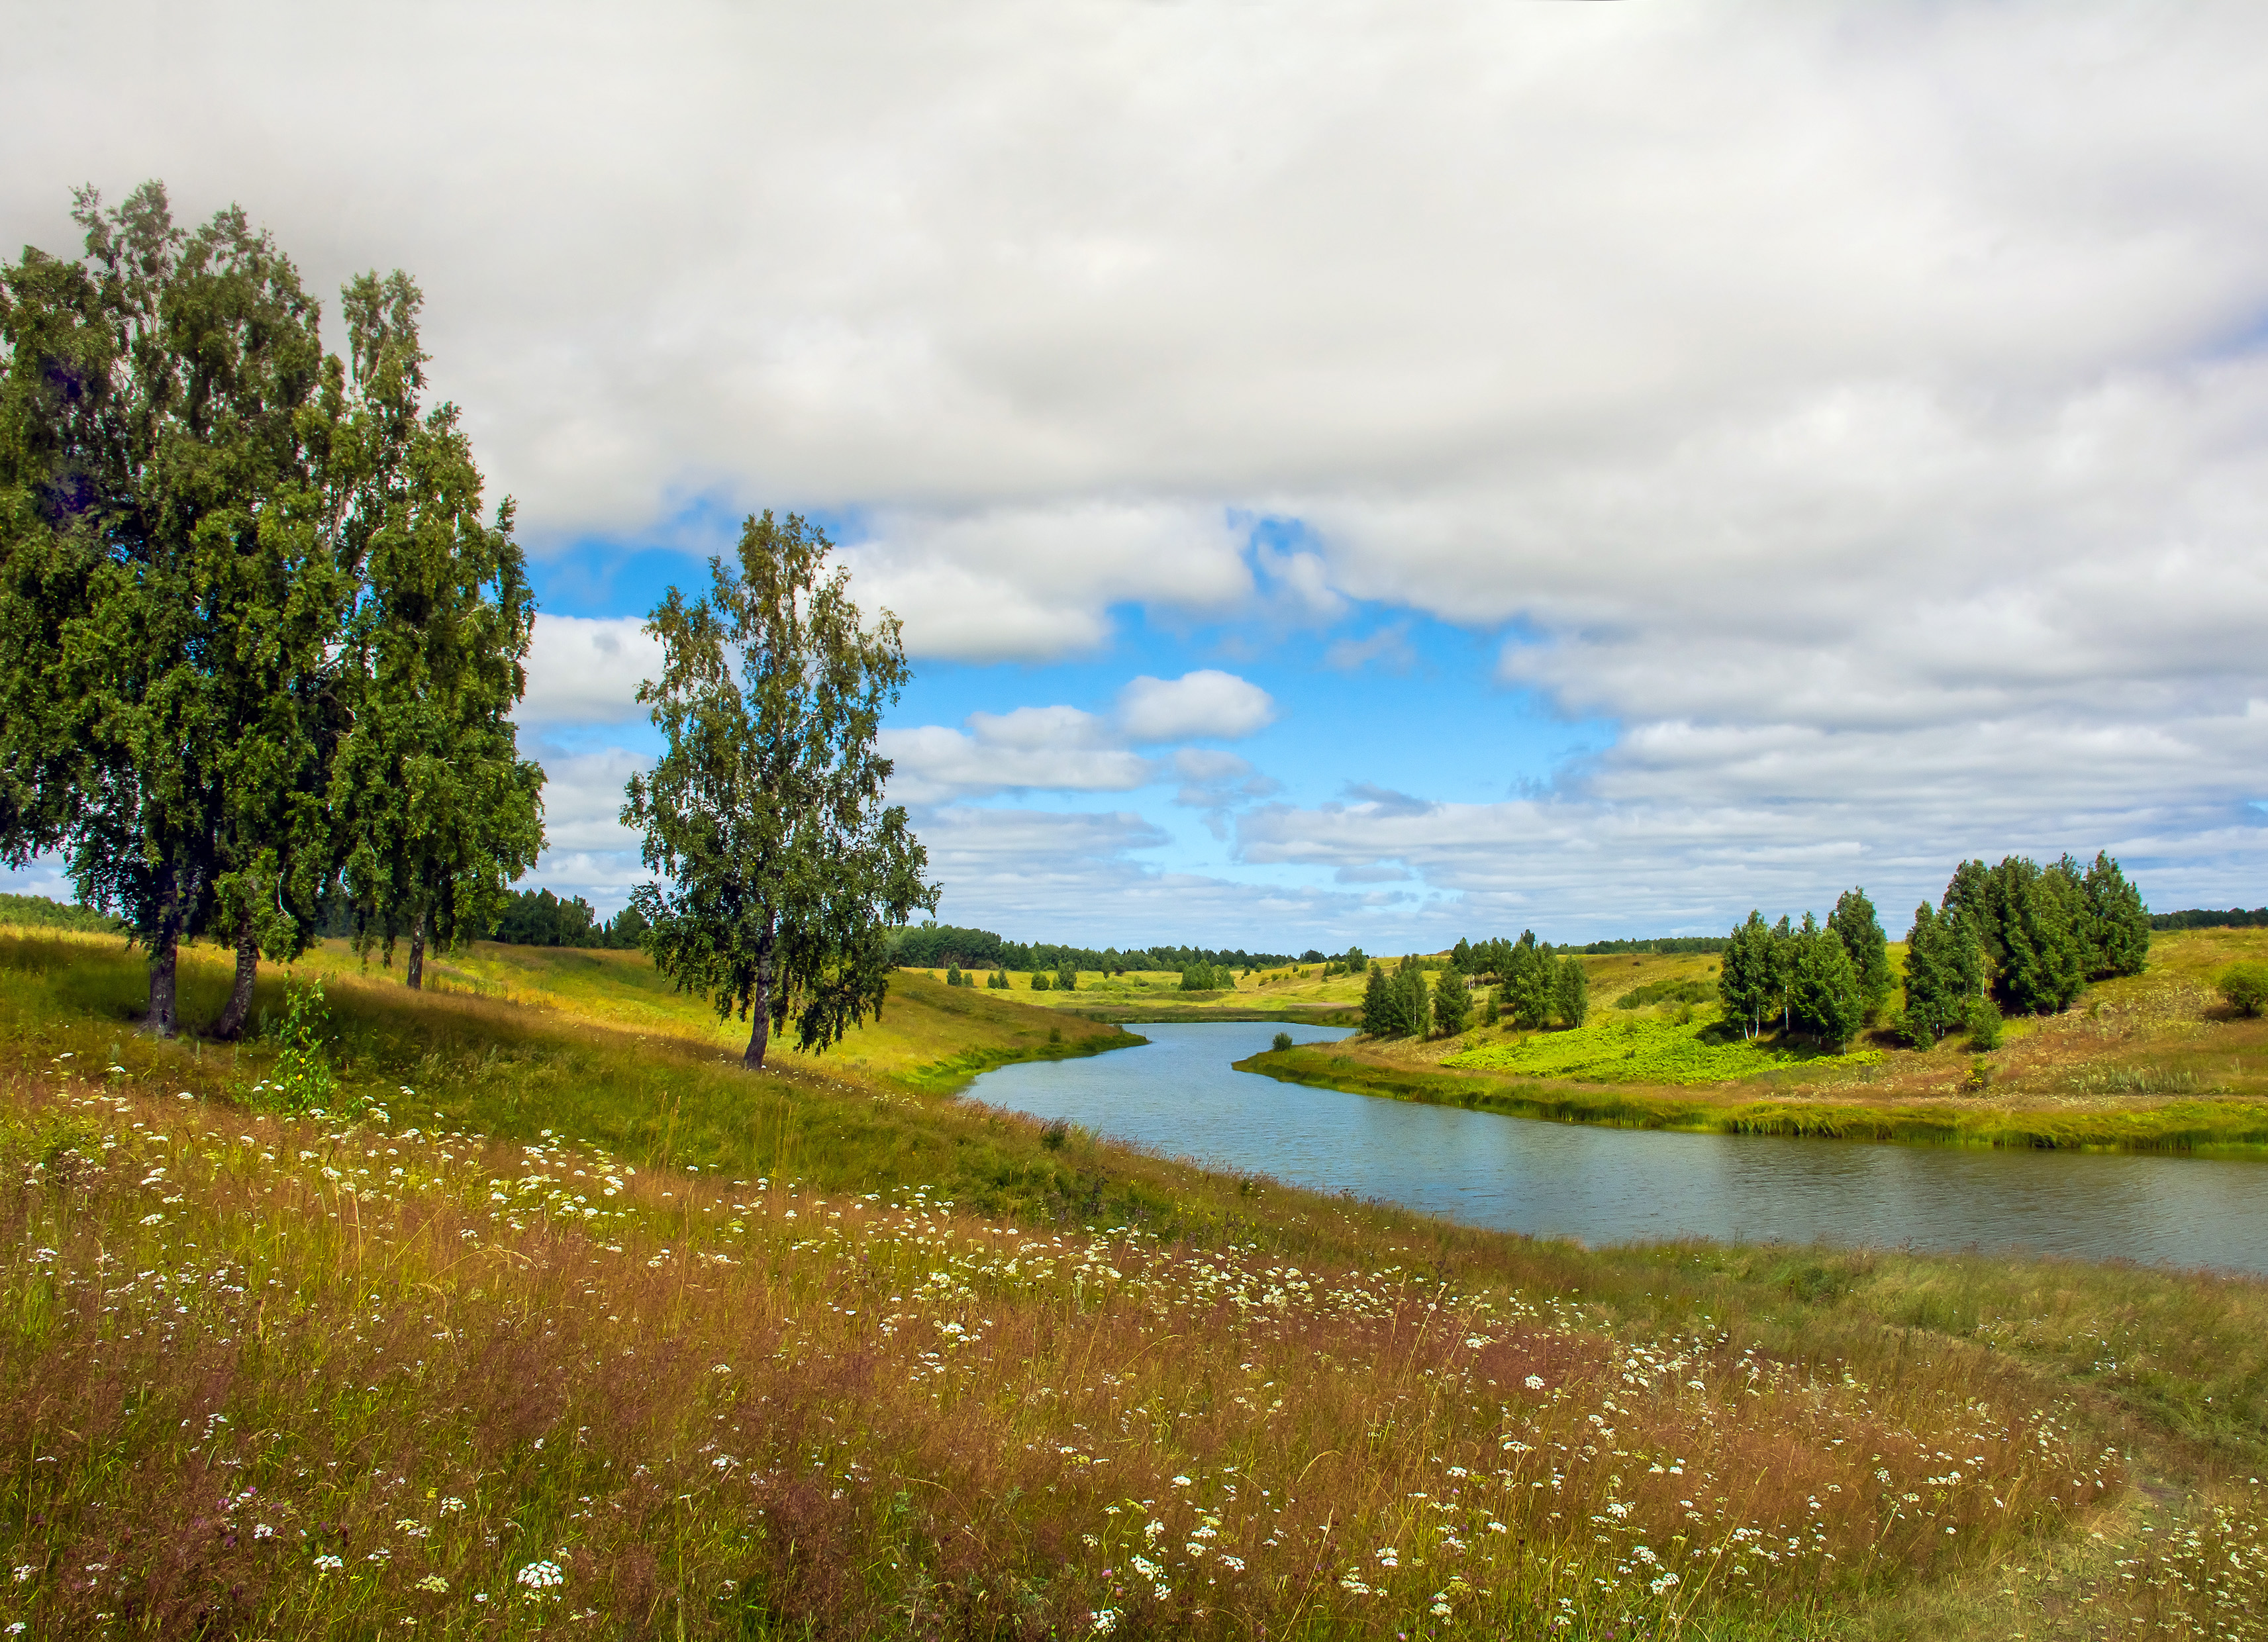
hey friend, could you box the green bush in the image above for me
[1271,1030,1294,1053]
[251,979,342,1116]
[1614,977,1715,1010]
[2220,962,2268,1018]
[1967,998,2005,1051]
[0,893,124,934]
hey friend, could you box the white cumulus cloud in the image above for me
[517,616,662,726]
[1117,671,1278,744]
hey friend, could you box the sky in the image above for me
[5,1,2267,953]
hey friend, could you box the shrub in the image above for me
[946,964,963,987]
[1271,1030,1293,1053]
[1967,997,2005,1051]
[1030,971,1051,991]
[1614,977,1714,1011]
[252,979,340,1115]
[2220,962,2268,1018]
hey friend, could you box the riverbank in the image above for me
[1228,928,2268,1157]
[1237,1041,2268,1154]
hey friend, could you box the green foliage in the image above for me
[249,979,340,1115]
[1616,977,1715,1011]
[2081,851,2152,977]
[1967,997,2006,1051]
[2155,907,2268,931]
[1830,887,1895,1019]
[0,893,123,934]
[1031,970,1052,992]
[0,183,537,1036]
[1900,901,1982,1045]
[1552,955,1591,1028]
[489,888,646,949]
[1502,932,1555,1030]
[1055,959,1077,992]
[988,969,1009,990]
[1396,957,1432,1038]
[1940,853,2135,1015]
[1787,912,1864,1049]
[622,512,936,1068]
[2218,963,2268,1018]
[888,922,1295,975]
[1718,912,1776,1039]
[1271,1030,1294,1052]
[328,278,542,992]
[1179,961,1230,992]
[1432,964,1473,1036]
[1359,961,1392,1034]
[0,184,348,1036]
[945,964,963,987]
[1721,895,1889,1047]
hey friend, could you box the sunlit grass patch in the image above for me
[1445,1012,1885,1086]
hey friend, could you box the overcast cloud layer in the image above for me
[7,1,2267,945]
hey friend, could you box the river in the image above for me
[969,1021,2268,1276]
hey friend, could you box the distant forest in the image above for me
[888,924,1297,974]
[2151,907,2268,930]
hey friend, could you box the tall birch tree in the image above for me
[623,511,936,1069]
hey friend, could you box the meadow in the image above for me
[5,924,2268,1637]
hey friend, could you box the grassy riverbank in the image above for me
[1240,1044,2268,1154]
[6,925,2268,1637]
[1236,930,2268,1157]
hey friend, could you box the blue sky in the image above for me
[7,1,2268,952]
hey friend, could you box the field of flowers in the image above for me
[9,1055,2267,1640]
[1444,1013,1884,1086]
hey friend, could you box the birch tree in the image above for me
[622,511,936,1068]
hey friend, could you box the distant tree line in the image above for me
[1559,936,1730,956]
[484,889,650,950]
[2151,908,2268,931]
[0,892,124,934]
[888,923,1294,975]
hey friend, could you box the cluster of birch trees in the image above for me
[0,185,542,1034]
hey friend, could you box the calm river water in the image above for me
[969,1021,2268,1276]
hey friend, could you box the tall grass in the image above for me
[0,1073,2141,1638]
[4,929,2268,1636]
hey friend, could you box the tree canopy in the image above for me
[328,272,542,989]
[623,511,936,1069]
[0,183,541,1034]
